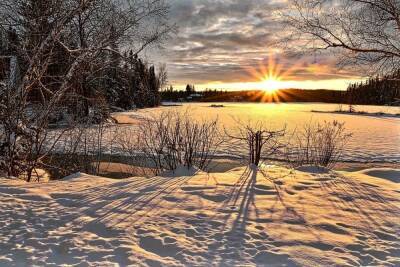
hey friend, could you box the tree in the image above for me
[284,0,400,75]
[346,72,400,105]
[1,0,173,112]
[185,84,195,96]
[121,53,166,109]
[0,0,173,180]
[227,121,286,166]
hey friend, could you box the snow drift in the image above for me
[0,165,399,266]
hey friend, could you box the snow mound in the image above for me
[62,172,86,180]
[112,111,146,124]
[295,165,330,174]
[357,168,400,183]
[161,165,202,177]
[0,165,399,266]
[62,172,117,183]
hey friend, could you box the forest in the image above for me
[347,70,400,105]
[161,87,345,103]
[162,74,400,105]
[0,0,172,180]
[0,0,167,122]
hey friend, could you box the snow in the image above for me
[111,112,145,124]
[161,165,201,177]
[295,165,330,174]
[130,103,400,164]
[355,168,400,183]
[0,165,399,266]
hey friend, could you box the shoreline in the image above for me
[311,109,400,118]
[77,156,400,180]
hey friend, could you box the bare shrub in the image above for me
[0,82,74,181]
[286,120,352,169]
[114,126,154,177]
[138,111,222,174]
[44,121,119,179]
[227,121,286,166]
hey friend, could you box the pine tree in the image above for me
[346,72,400,105]
[186,84,192,96]
[103,25,124,108]
[148,65,160,107]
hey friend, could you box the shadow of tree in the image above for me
[204,166,300,266]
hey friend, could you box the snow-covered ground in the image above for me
[0,165,399,266]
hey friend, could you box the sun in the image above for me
[244,54,289,94]
[261,77,281,93]
[242,53,302,102]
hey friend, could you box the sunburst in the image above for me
[261,77,281,94]
[243,54,302,102]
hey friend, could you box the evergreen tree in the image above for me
[21,0,52,50]
[186,84,193,96]
[346,72,400,105]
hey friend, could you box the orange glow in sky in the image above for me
[172,54,364,91]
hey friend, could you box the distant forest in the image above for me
[347,70,400,105]
[162,87,346,103]
[163,74,400,105]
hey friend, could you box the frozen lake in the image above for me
[133,102,400,163]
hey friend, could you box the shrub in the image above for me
[227,121,286,166]
[286,120,352,169]
[138,111,222,174]
[138,112,222,174]
[43,120,119,180]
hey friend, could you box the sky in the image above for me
[154,0,364,91]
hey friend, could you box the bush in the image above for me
[138,111,222,174]
[32,118,121,180]
[227,121,286,166]
[286,120,352,169]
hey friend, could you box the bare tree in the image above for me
[0,0,173,180]
[283,0,400,74]
[227,121,286,166]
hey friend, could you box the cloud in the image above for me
[156,0,361,90]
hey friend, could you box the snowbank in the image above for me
[295,165,330,174]
[0,166,399,266]
[356,168,400,183]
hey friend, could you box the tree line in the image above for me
[347,71,400,105]
[162,87,347,103]
[163,81,400,106]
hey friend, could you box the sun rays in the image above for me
[190,53,361,92]
[243,54,301,103]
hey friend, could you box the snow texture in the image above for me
[0,165,399,266]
